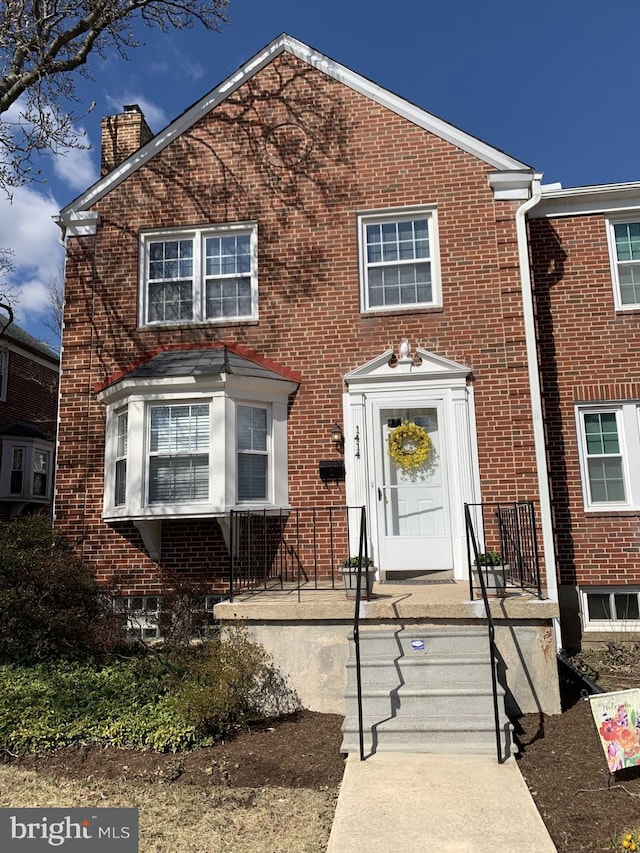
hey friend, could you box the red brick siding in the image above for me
[57,54,543,594]
[530,214,640,588]
[0,348,58,436]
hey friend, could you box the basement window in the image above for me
[582,588,640,632]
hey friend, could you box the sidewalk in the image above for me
[327,752,557,853]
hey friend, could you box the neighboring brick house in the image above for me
[53,34,637,649]
[0,318,59,520]
[529,185,640,648]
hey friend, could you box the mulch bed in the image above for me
[0,711,346,791]
[3,677,640,851]
[516,682,640,852]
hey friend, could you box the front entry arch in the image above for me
[343,345,480,579]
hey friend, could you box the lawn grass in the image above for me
[0,766,336,853]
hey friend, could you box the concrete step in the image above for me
[353,627,490,659]
[344,685,502,718]
[341,717,513,756]
[345,657,494,686]
[342,624,512,758]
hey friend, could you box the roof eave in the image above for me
[61,33,531,217]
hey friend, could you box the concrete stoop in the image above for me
[340,626,513,757]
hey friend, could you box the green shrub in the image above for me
[0,634,300,754]
[0,658,202,753]
[172,626,300,736]
[0,515,123,662]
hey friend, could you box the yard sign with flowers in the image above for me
[387,421,432,473]
[589,688,640,773]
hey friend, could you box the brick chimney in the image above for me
[100,104,154,176]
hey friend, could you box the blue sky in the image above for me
[3,0,639,346]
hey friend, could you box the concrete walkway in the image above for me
[327,752,557,852]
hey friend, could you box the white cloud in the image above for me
[183,60,205,82]
[52,137,99,191]
[2,184,64,332]
[105,92,169,133]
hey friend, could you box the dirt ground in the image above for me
[3,659,640,852]
[516,697,640,852]
[0,711,346,791]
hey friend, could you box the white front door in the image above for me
[374,403,452,572]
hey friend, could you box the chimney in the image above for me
[100,104,154,176]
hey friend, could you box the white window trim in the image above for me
[0,350,8,402]
[581,587,640,633]
[101,380,291,521]
[575,403,640,511]
[606,214,640,311]
[139,221,258,327]
[357,205,441,314]
[0,437,54,502]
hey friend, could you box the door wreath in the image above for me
[387,421,432,473]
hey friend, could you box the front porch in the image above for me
[214,577,561,720]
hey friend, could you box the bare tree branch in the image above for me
[0,0,230,194]
[0,247,16,338]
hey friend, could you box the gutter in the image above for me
[515,174,562,650]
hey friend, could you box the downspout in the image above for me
[515,175,561,650]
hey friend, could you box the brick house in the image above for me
[53,34,637,657]
[0,318,59,520]
[529,185,640,648]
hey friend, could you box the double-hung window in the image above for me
[10,446,24,494]
[32,449,48,497]
[142,223,257,326]
[607,218,640,309]
[148,404,210,503]
[359,208,440,312]
[576,404,640,510]
[237,405,268,502]
[115,409,128,506]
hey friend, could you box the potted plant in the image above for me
[473,551,508,596]
[340,556,377,600]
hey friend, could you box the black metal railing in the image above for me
[464,502,506,764]
[228,505,367,602]
[465,501,542,600]
[351,506,368,762]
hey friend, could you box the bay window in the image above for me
[98,347,297,524]
[0,436,54,504]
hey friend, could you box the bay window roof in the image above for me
[97,344,301,405]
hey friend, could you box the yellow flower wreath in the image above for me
[387,421,432,472]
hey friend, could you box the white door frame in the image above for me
[343,347,481,580]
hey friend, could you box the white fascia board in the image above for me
[488,170,536,200]
[96,375,205,404]
[530,181,640,218]
[54,210,100,236]
[61,34,530,217]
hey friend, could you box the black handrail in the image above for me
[352,505,367,762]
[465,502,504,764]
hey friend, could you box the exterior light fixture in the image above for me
[331,423,344,447]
